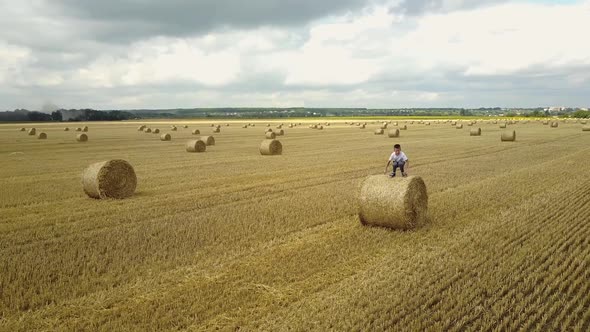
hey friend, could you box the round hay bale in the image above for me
[212,127,220,133]
[37,132,47,139]
[192,129,200,135]
[267,124,271,127]
[276,125,282,129]
[138,125,146,131]
[152,128,160,134]
[380,123,388,129]
[400,125,407,130]
[19,127,26,131]
[265,131,276,139]
[76,133,88,142]
[160,133,171,141]
[265,128,273,133]
[82,160,137,199]
[501,130,516,141]
[171,126,178,131]
[82,126,89,132]
[359,175,428,230]
[200,136,215,146]
[226,123,229,127]
[542,121,549,125]
[580,120,587,125]
[451,121,457,126]
[374,129,384,135]
[145,128,152,133]
[260,139,282,155]
[550,122,559,128]
[28,128,36,135]
[388,129,400,138]
[276,129,285,136]
[470,128,482,136]
[317,126,323,130]
[499,123,507,128]
[242,125,248,128]
[360,124,366,129]
[64,127,70,131]
[186,139,206,152]
[456,124,463,129]
[582,126,590,131]
[425,122,431,126]
[183,125,188,128]
[210,124,215,127]
[288,124,293,128]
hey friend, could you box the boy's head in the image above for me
[393,144,401,154]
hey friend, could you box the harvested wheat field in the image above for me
[1,119,589,331]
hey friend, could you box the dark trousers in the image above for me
[393,161,405,173]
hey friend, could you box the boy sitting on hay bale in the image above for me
[384,144,409,177]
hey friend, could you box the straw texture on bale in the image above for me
[145,128,152,133]
[265,132,276,139]
[499,123,507,128]
[456,124,463,129]
[200,136,215,146]
[82,126,89,132]
[28,128,36,135]
[259,139,282,155]
[359,175,428,230]
[152,129,160,134]
[82,160,137,199]
[550,122,559,128]
[501,130,516,141]
[160,133,171,141]
[388,129,400,138]
[37,132,47,139]
[76,133,88,142]
[186,139,206,152]
[470,128,482,136]
[64,127,70,131]
[582,126,590,131]
[374,129,384,135]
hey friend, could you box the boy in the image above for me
[384,144,409,177]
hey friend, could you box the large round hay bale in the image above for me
[28,128,36,135]
[388,129,400,138]
[19,127,26,131]
[470,128,482,136]
[160,133,171,141]
[192,129,200,135]
[582,126,590,131]
[456,124,463,129]
[550,122,559,128]
[76,133,88,142]
[37,132,47,139]
[186,139,206,152]
[82,126,89,132]
[359,175,428,230]
[374,128,384,135]
[145,128,152,133]
[82,160,137,199]
[138,125,146,131]
[201,136,215,146]
[501,130,516,141]
[499,123,507,128]
[260,139,282,155]
[265,131,276,139]
[152,128,160,134]
[64,127,70,131]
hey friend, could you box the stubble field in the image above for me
[1,119,589,331]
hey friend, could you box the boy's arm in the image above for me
[384,160,391,174]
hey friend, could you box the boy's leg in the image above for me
[399,161,407,176]
[391,162,398,177]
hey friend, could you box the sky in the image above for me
[0,0,589,110]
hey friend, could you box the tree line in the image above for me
[0,109,136,122]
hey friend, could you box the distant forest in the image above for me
[0,107,588,122]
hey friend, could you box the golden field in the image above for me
[0,119,589,331]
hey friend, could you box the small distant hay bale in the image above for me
[152,128,160,134]
[276,125,283,129]
[250,123,256,127]
[28,128,36,135]
[19,127,26,131]
[76,127,82,132]
[200,136,215,146]
[226,123,230,127]
[499,123,507,128]
[325,123,330,126]
[456,124,463,129]
[310,124,317,129]
[360,124,366,129]
[210,124,215,127]
[82,159,137,199]
[186,139,206,152]
[267,124,271,127]
[82,126,89,132]
[501,130,516,141]
[183,125,188,128]
[64,127,70,131]
[192,129,200,135]
[550,122,559,128]
[580,120,587,124]
[359,175,428,230]
[317,126,323,130]
[265,128,273,133]
[266,131,276,139]
[492,121,498,124]
[374,129,384,135]
[451,121,457,126]
[400,125,407,130]
[259,139,282,155]
[160,133,171,141]
[542,121,549,125]
[467,123,473,126]
[470,128,482,136]
[425,122,431,126]
[388,129,400,137]
[76,133,88,142]
[145,128,152,133]
[138,125,146,131]
[380,123,388,129]
[212,127,220,133]
[582,126,590,131]
[171,126,178,131]
[276,129,285,136]
[242,125,248,128]
[288,124,293,128]
[37,132,47,139]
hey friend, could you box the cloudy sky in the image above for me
[0,0,588,110]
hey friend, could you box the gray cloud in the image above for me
[392,0,509,15]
